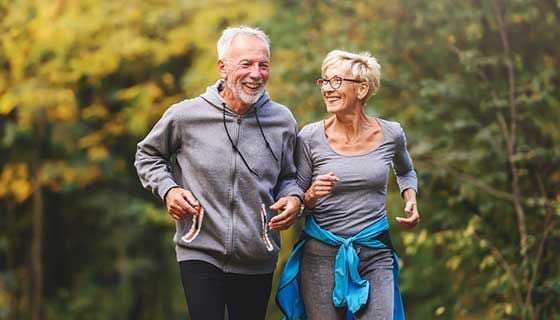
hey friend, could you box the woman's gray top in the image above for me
[296,118,418,237]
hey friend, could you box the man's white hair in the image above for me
[217,25,270,60]
[322,50,382,102]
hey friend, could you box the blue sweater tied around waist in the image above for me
[276,216,405,320]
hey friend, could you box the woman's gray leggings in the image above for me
[300,238,395,320]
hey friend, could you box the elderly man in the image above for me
[134,26,302,320]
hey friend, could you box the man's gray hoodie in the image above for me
[134,80,302,274]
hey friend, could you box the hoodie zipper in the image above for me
[224,113,242,271]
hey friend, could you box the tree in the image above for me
[265,0,560,318]
[1,0,558,319]
[0,1,273,319]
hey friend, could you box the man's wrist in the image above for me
[288,194,303,205]
[163,186,179,203]
[297,203,305,218]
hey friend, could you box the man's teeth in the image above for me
[327,97,340,102]
[244,83,261,89]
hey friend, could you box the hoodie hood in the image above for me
[198,79,278,177]
[200,79,270,116]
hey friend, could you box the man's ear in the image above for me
[218,60,227,78]
[357,82,370,100]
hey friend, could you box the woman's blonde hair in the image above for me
[321,50,381,102]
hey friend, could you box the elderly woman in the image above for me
[276,50,420,320]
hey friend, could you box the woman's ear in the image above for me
[357,82,370,100]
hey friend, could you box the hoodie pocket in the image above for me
[181,206,204,243]
[260,204,274,252]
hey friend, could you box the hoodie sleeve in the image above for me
[274,121,304,201]
[134,105,181,202]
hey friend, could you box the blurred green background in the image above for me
[1,0,559,319]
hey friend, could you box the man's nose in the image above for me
[249,64,262,78]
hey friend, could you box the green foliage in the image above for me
[1,0,558,319]
[265,0,560,319]
[1,1,273,319]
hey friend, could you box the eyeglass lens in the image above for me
[317,76,343,89]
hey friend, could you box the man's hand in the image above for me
[164,187,200,220]
[268,196,302,231]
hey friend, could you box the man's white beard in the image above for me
[227,78,264,105]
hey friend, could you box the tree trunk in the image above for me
[5,199,21,320]
[30,114,46,320]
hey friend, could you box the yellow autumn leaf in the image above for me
[15,163,28,176]
[87,146,109,161]
[447,34,456,45]
[78,132,104,149]
[401,231,416,246]
[0,166,14,198]
[0,166,13,183]
[47,104,78,122]
[79,166,102,186]
[113,159,126,171]
[11,179,33,203]
[479,255,495,270]
[416,229,427,245]
[0,183,6,197]
[0,93,16,115]
[116,85,141,101]
[162,73,174,87]
[62,168,78,184]
[17,110,34,130]
[105,119,126,136]
[465,23,482,41]
[82,104,108,120]
[446,256,461,271]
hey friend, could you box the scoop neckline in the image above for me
[320,118,386,157]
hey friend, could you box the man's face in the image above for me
[219,36,270,106]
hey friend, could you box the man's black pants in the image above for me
[179,260,273,320]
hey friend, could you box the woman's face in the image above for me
[320,65,362,115]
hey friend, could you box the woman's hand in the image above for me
[396,188,420,229]
[304,172,339,208]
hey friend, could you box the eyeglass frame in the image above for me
[316,75,363,90]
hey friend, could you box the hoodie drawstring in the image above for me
[221,102,260,177]
[199,96,279,177]
[255,107,279,162]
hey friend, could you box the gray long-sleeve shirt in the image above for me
[296,119,418,237]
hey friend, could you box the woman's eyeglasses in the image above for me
[316,75,363,90]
